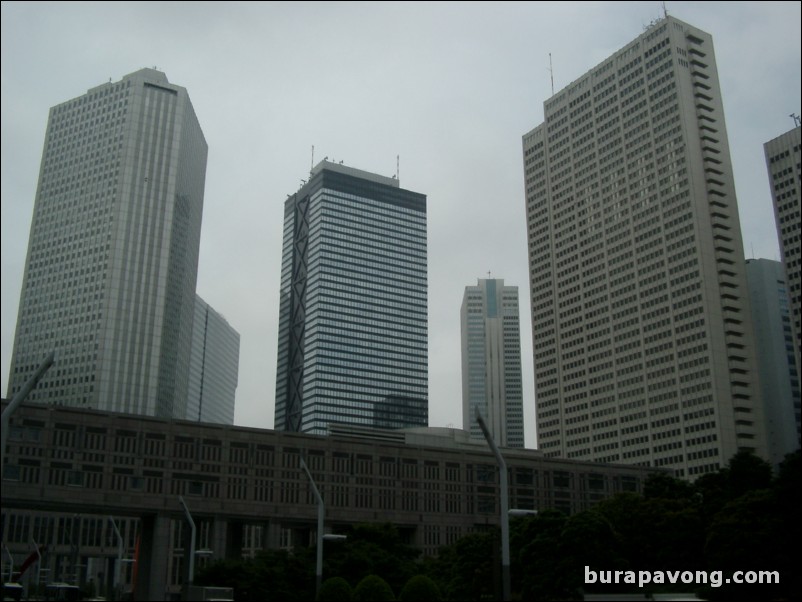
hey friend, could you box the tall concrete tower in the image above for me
[764,125,801,443]
[522,17,766,477]
[7,69,208,418]
[461,278,524,447]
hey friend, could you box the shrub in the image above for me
[318,576,352,601]
[399,575,441,601]
[353,574,395,601]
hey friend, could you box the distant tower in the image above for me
[461,278,524,447]
[522,16,766,477]
[745,259,800,463]
[185,295,240,425]
[6,69,208,418]
[764,125,801,438]
[275,160,428,435]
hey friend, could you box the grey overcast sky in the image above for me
[1,1,800,447]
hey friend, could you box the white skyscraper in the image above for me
[461,278,524,447]
[7,69,207,418]
[522,16,766,477]
[764,125,801,438]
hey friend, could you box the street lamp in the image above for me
[476,412,510,602]
[108,517,123,599]
[178,496,197,584]
[3,543,14,583]
[32,539,43,598]
[508,509,538,518]
[300,457,326,598]
[1,352,54,481]
[301,458,347,598]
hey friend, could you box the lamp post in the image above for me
[476,412,510,602]
[108,517,123,600]
[3,543,13,582]
[1,352,54,481]
[31,539,43,597]
[178,496,197,584]
[300,457,326,598]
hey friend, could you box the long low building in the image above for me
[1,402,660,600]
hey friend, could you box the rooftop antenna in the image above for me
[548,53,554,96]
[792,113,801,127]
[311,145,315,173]
[662,1,668,17]
[396,155,400,181]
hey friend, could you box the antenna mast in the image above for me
[311,145,315,172]
[397,155,400,182]
[549,53,554,96]
[792,113,801,128]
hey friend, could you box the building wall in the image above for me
[275,161,428,435]
[461,279,525,447]
[6,69,207,419]
[745,258,801,463]
[2,401,659,591]
[764,125,801,435]
[185,295,240,424]
[522,17,765,477]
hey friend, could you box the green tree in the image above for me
[422,531,495,601]
[726,449,773,497]
[352,575,394,601]
[643,471,694,500]
[594,491,705,575]
[516,509,578,601]
[324,523,419,596]
[694,450,773,520]
[703,489,785,601]
[195,548,316,602]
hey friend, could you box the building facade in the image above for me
[1,402,659,599]
[522,16,766,477]
[745,258,801,463]
[6,69,207,419]
[185,295,240,424]
[764,125,801,415]
[275,160,428,435]
[461,278,524,447]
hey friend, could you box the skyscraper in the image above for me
[764,125,801,408]
[522,16,766,477]
[461,278,524,447]
[185,294,240,425]
[7,69,207,418]
[275,160,427,435]
[745,259,800,465]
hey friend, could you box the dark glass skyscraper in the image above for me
[7,69,207,418]
[275,160,427,435]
